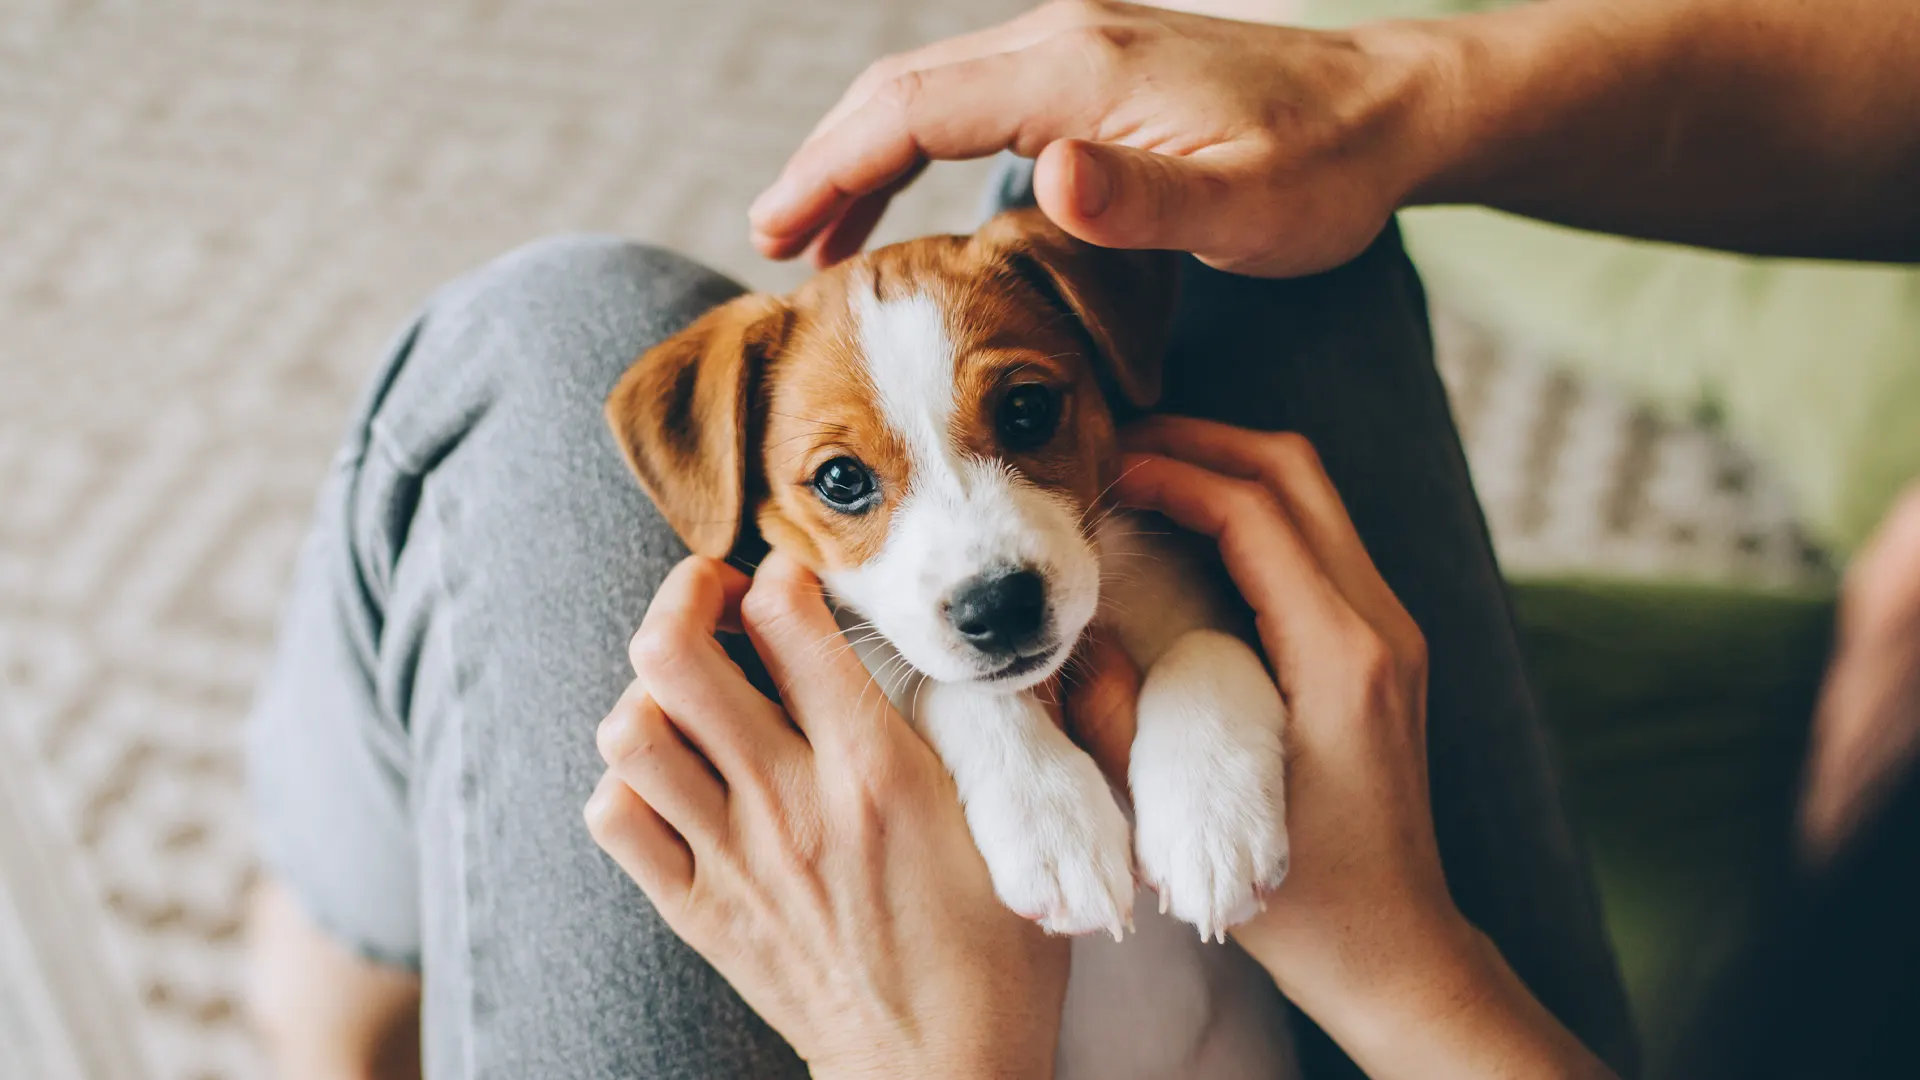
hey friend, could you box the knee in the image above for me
[348,235,746,493]
[449,234,729,309]
[419,233,747,399]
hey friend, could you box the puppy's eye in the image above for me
[812,456,877,511]
[997,384,1059,452]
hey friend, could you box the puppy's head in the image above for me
[608,208,1178,691]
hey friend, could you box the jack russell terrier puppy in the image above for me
[607,208,1299,1079]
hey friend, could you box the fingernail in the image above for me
[1070,144,1112,220]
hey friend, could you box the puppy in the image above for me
[607,209,1297,1079]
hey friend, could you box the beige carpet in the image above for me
[0,1,1827,1078]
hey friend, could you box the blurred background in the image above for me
[2,1,1912,1078]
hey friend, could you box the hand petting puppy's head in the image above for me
[608,208,1179,690]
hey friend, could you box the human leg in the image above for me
[245,236,804,1079]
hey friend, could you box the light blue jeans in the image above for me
[247,164,1639,1079]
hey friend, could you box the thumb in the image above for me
[1032,138,1245,257]
[741,549,893,750]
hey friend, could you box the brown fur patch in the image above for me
[607,209,1175,570]
[605,292,789,558]
[751,220,1141,573]
[752,284,904,572]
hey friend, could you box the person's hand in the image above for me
[1801,481,1920,861]
[1088,415,1614,1080]
[584,551,1068,1080]
[1101,417,1450,974]
[749,0,1449,276]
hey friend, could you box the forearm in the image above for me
[1379,0,1920,262]
[1238,906,1616,1080]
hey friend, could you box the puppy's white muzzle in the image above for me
[824,459,1099,691]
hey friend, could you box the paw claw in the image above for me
[970,746,1135,940]
[1132,732,1289,934]
[1140,822,1290,937]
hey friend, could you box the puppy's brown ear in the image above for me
[977,207,1179,409]
[605,293,790,559]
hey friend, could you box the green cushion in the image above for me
[1511,579,1832,1063]
[1301,0,1920,556]
[1403,212,1920,556]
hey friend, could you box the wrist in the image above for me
[812,1044,1053,1080]
[1236,894,1488,1029]
[1341,16,1482,210]
[1315,914,1508,1058]
[1240,901,1613,1079]
[808,1005,1058,1080]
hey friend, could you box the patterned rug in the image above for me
[0,2,1828,1078]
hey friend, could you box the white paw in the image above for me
[966,747,1136,939]
[1130,630,1290,942]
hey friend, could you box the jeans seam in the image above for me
[417,477,478,1080]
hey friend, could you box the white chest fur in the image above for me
[836,512,1301,1080]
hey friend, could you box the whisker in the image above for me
[1096,550,1160,563]
[1080,459,1150,526]
[798,621,865,657]
[766,411,854,435]
[909,670,930,726]
[765,431,830,452]
[860,653,908,716]
[797,620,883,668]
[835,631,893,656]
[884,662,919,708]
[879,658,919,715]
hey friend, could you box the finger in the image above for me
[1113,453,1364,665]
[1121,418,1349,532]
[804,4,1079,142]
[805,199,883,271]
[1032,138,1261,255]
[636,556,753,644]
[631,558,807,781]
[1123,418,1365,569]
[1122,418,1414,648]
[584,770,694,906]
[597,683,730,847]
[805,161,924,268]
[750,50,1092,258]
[740,548,898,754]
[1063,626,1141,790]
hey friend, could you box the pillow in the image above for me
[1303,0,1920,556]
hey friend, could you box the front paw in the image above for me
[966,749,1135,940]
[1131,630,1290,942]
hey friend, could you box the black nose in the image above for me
[947,568,1047,654]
